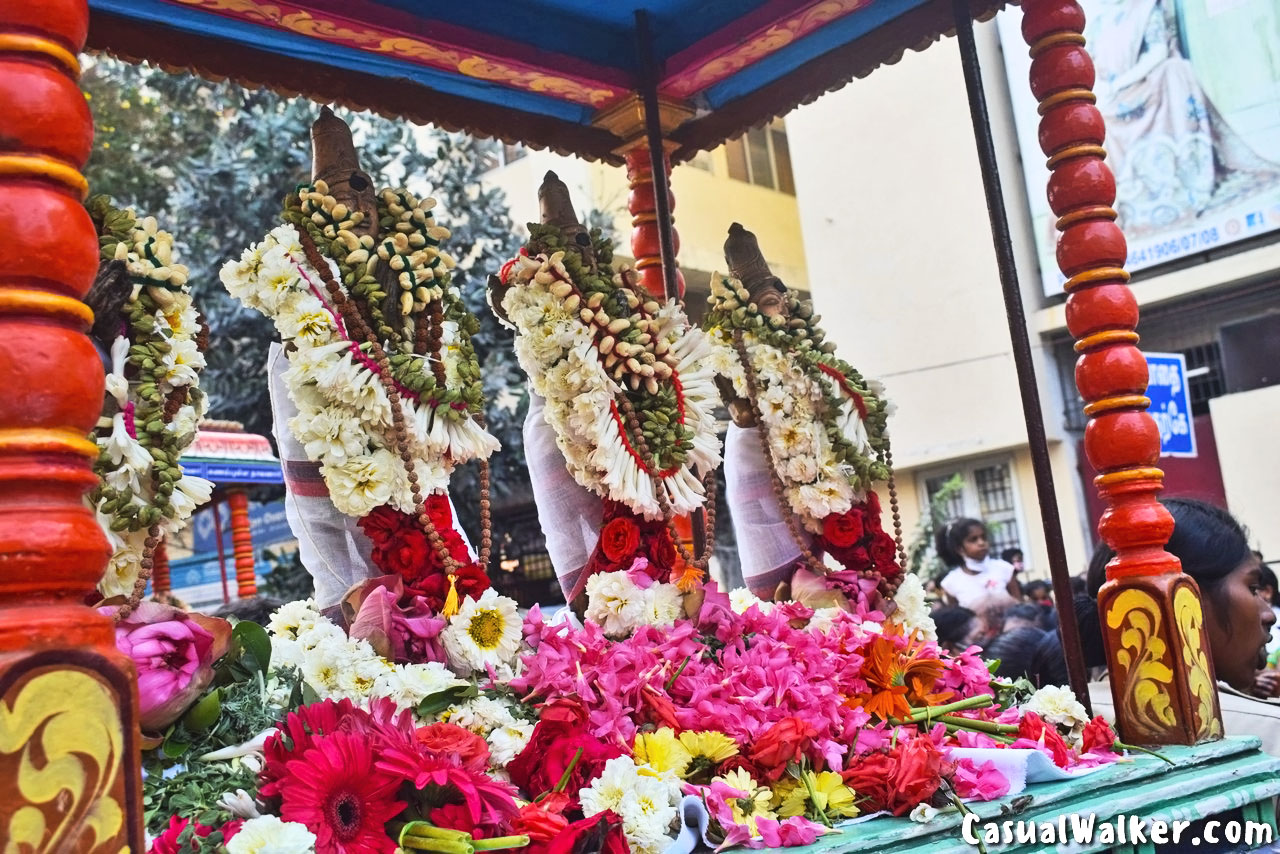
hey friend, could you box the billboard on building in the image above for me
[997,0,1280,298]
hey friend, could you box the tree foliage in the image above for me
[82,58,528,543]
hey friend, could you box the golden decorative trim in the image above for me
[1074,329,1139,352]
[631,213,659,226]
[1174,585,1223,740]
[1029,31,1086,58]
[0,289,94,327]
[0,428,100,459]
[1064,266,1130,292]
[592,94,695,147]
[1055,205,1117,231]
[1083,394,1151,417]
[0,669,127,852]
[634,257,662,269]
[1095,467,1166,488]
[1105,588,1176,739]
[0,33,80,76]
[0,154,88,198]
[1037,88,1097,116]
[1046,143,1107,170]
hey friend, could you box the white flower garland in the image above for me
[93,209,213,598]
[502,252,723,518]
[708,277,894,531]
[221,224,498,518]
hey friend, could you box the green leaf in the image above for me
[416,683,478,719]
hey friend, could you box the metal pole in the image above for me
[635,10,708,562]
[634,10,681,304]
[951,0,1091,711]
[212,496,231,605]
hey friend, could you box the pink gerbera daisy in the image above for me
[279,730,406,854]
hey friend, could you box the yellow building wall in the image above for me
[483,146,808,291]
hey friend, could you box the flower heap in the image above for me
[88,196,213,602]
[705,271,900,598]
[134,574,1130,854]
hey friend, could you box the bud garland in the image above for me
[87,196,213,600]
[500,222,724,518]
[704,274,894,530]
[222,182,498,519]
[281,183,485,421]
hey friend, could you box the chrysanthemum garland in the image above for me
[221,184,499,518]
[705,274,893,530]
[500,222,723,520]
[88,196,213,605]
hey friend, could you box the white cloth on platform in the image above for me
[724,424,805,596]
[523,390,602,599]
[267,343,474,608]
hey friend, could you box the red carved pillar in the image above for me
[227,488,257,597]
[0,0,145,847]
[626,146,684,300]
[151,538,171,596]
[1021,0,1221,746]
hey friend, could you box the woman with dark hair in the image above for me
[1049,499,1280,754]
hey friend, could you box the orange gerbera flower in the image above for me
[849,635,953,721]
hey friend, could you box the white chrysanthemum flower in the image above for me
[270,635,303,672]
[267,599,322,640]
[585,571,648,639]
[445,694,522,736]
[254,247,303,313]
[277,292,337,347]
[225,815,316,854]
[98,537,145,599]
[291,408,366,464]
[372,662,467,712]
[487,722,535,767]
[729,588,775,615]
[320,450,396,517]
[1023,684,1090,734]
[644,583,684,630]
[891,574,937,641]
[442,589,523,674]
[581,757,681,854]
[334,645,393,698]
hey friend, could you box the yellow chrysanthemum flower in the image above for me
[778,771,859,820]
[715,768,776,836]
[634,727,692,778]
[679,730,740,763]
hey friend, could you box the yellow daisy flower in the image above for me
[778,771,859,821]
[634,727,692,778]
[714,768,776,836]
[679,730,740,763]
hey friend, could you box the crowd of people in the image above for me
[926,499,1280,754]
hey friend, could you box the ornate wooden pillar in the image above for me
[625,147,684,300]
[151,537,171,596]
[1020,0,1221,745]
[227,488,257,597]
[0,0,145,847]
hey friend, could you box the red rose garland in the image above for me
[358,497,488,612]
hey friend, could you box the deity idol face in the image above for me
[724,222,790,319]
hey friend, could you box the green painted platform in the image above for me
[798,739,1280,854]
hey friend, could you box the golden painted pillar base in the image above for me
[1098,571,1223,746]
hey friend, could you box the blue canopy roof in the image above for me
[87,0,1009,162]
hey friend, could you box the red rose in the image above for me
[829,545,871,573]
[416,722,491,773]
[841,751,897,813]
[546,812,629,854]
[890,735,946,815]
[749,717,818,781]
[600,517,641,562]
[411,562,491,613]
[865,491,882,518]
[716,754,763,780]
[512,801,571,842]
[358,505,410,548]
[870,532,900,574]
[1017,712,1072,768]
[1079,716,1118,755]
[507,700,624,804]
[822,510,864,549]
[372,528,432,580]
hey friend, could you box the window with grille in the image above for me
[723,119,796,194]
[920,457,1026,562]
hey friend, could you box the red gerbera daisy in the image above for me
[280,730,407,854]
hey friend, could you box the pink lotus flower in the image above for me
[100,600,231,731]
[344,577,447,664]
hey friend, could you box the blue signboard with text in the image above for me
[1144,352,1197,458]
[192,499,295,554]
